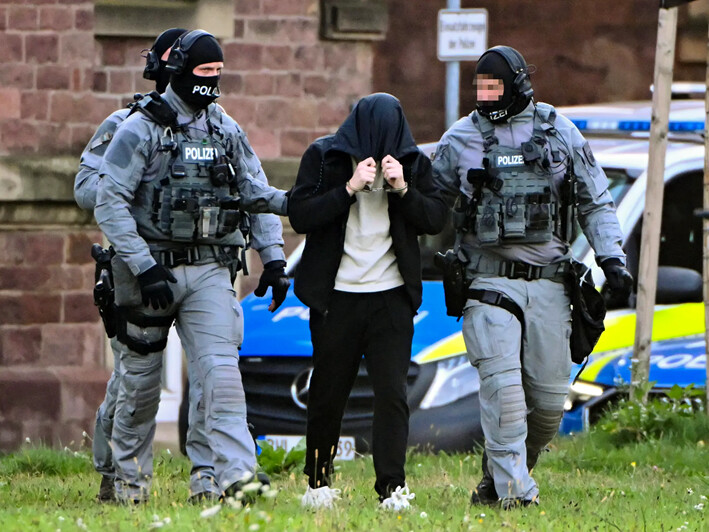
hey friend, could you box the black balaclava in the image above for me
[474,46,533,123]
[170,32,224,110]
[330,92,418,161]
[144,28,188,93]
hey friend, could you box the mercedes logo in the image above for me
[290,367,313,410]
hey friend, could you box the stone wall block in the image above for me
[0,232,65,265]
[0,88,21,120]
[263,45,293,70]
[26,34,59,63]
[60,32,96,64]
[74,7,93,31]
[0,326,42,366]
[303,74,328,98]
[243,73,275,96]
[63,293,99,324]
[274,73,302,98]
[37,65,72,90]
[0,294,62,326]
[223,43,263,71]
[0,63,33,90]
[41,323,101,366]
[8,6,38,31]
[235,0,261,15]
[21,91,50,121]
[281,130,313,157]
[39,6,73,31]
[263,0,312,16]
[0,266,52,291]
[0,33,23,64]
[0,369,61,421]
[56,367,111,422]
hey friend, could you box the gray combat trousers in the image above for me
[110,258,254,502]
[92,323,220,499]
[462,277,571,502]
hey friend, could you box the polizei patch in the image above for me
[496,154,525,166]
[183,145,217,161]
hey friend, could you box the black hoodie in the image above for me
[288,93,448,314]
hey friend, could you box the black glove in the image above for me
[601,258,633,301]
[254,260,290,312]
[137,264,177,310]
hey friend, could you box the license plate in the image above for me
[259,435,356,461]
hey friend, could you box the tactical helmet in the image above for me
[474,45,534,122]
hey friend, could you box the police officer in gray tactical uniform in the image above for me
[432,46,633,508]
[94,29,290,503]
[77,28,194,503]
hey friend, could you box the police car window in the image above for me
[607,170,703,309]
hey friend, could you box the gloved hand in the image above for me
[601,258,633,301]
[254,260,290,312]
[137,264,177,310]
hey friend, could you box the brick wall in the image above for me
[0,229,107,450]
[0,0,372,159]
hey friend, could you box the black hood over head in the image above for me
[331,92,418,161]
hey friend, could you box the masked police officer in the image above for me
[432,46,632,508]
[76,28,190,503]
[94,29,290,503]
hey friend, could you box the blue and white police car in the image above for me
[233,91,709,456]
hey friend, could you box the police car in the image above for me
[559,95,708,433]
[236,92,708,455]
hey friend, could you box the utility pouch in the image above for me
[476,203,500,245]
[501,194,526,239]
[91,244,117,338]
[434,249,467,318]
[566,261,606,363]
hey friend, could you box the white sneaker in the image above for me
[380,485,415,511]
[301,486,341,510]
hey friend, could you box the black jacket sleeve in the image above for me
[391,153,449,235]
[288,141,355,235]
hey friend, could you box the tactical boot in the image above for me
[470,474,498,505]
[188,490,221,504]
[222,472,271,504]
[500,496,539,510]
[96,475,116,503]
[470,451,498,506]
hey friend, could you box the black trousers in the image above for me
[304,287,414,499]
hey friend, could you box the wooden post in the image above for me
[631,6,678,402]
[704,2,709,416]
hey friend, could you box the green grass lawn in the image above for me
[1,428,707,532]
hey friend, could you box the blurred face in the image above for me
[475,74,504,102]
[193,61,223,77]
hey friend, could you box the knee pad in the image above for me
[204,357,245,417]
[497,383,527,441]
[121,356,163,425]
[526,408,563,469]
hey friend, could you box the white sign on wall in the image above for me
[437,9,488,61]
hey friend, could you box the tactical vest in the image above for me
[134,93,242,243]
[467,104,575,246]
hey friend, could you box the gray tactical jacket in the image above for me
[431,101,625,267]
[95,86,287,276]
[75,107,131,210]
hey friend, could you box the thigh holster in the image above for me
[115,307,175,355]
